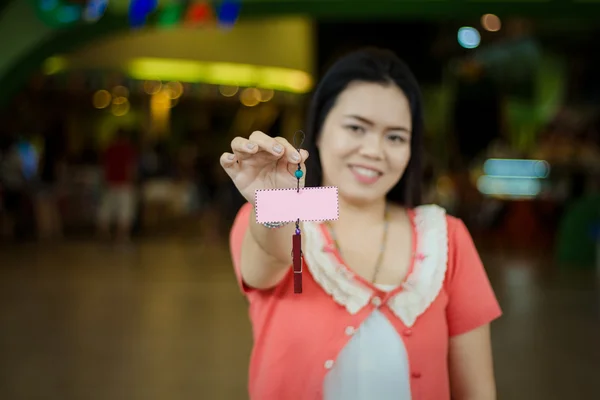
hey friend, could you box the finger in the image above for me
[249,131,286,158]
[286,149,309,169]
[220,152,239,178]
[299,149,309,163]
[273,137,302,163]
[286,151,308,179]
[220,152,237,168]
[231,136,258,160]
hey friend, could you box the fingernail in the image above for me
[227,154,235,160]
[292,152,300,161]
[273,144,283,153]
[246,142,256,150]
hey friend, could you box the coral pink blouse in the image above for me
[230,203,502,400]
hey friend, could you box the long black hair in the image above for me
[304,47,424,207]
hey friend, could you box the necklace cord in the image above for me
[293,130,305,193]
[328,204,390,283]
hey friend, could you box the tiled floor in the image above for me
[0,238,598,400]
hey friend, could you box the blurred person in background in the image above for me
[35,120,66,240]
[80,135,99,166]
[221,48,501,400]
[138,139,176,233]
[0,134,21,238]
[177,139,201,213]
[0,132,34,240]
[97,129,137,244]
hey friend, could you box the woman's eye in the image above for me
[387,134,408,143]
[345,125,365,134]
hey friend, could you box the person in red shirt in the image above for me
[221,48,501,400]
[97,129,137,243]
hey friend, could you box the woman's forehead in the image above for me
[332,82,412,127]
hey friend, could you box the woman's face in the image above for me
[317,81,413,205]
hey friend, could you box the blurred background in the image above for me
[0,1,599,399]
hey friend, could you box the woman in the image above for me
[220,48,502,400]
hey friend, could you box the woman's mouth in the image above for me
[349,165,383,184]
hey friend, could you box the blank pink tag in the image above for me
[255,186,339,224]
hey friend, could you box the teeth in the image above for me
[352,166,379,177]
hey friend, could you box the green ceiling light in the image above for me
[158,1,184,28]
[128,58,206,82]
[127,58,313,93]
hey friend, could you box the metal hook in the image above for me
[293,130,305,151]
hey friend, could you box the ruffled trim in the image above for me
[387,205,448,327]
[303,205,448,327]
[303,222,372,314]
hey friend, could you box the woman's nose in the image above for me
[358,133,384,160]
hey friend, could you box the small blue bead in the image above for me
[295,169,304,179]
[295,228,301,235]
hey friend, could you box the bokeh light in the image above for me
[111,96,130,116]
[111,85,130,98]
[240,88,261,107]
[144,80,162,95]
[477,176,542,198]
[40,0,59,12]
[481,14,501,32]
[219,85,239,97]
[151,89,179,109]
[185,2,213,25]
[217,0,241,28]
[83,0,108,23]
[287,70,313,93]
[129,0,158,28]
[483,159,550,179]
[164,81,184,99]
[158,1,184,27]
[153,90,171,106]
[93,90,112,109]
[56,4,81,24]
[457,26,481,49]
[42,56,67,75]
[259,88,274,102]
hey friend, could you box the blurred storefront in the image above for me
[0,2,315,237]
[0,1,598,267]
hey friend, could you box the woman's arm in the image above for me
[240,207,297,290]
[445,217,502,400]
[225,133,308,292]
[449,324,497,400]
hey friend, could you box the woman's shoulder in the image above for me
[408,203,469,240]
[410,205,486,283]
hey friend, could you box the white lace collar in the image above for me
[302,205,448,328]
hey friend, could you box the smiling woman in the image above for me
[304,50,424,208]
[314,82,414,204]
[222,47,502,400]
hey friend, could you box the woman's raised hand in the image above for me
[220,131,309,205]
